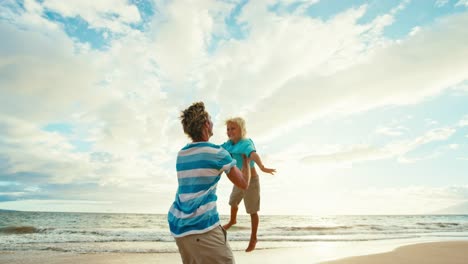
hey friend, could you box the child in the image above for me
[221,117,276,252]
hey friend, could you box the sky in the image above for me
[0,0,468,215]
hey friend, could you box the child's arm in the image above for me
[227,154,251,189]
[249,152,276,175]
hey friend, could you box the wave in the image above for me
[416,222,460,228]
[272,222,467,233]
[277,225,353,231]
[0,226,47,234]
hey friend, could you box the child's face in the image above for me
[226,122,241,142]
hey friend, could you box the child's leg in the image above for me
[245,213,258,252]
[223,206,239,230]
[244,176,260,252]
[223,186,244,230]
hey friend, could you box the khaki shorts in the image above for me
[229,176,260,214]
[175,225,234,264]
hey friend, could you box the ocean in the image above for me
[1,211,468,254]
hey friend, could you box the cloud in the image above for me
[449,144,459,149]
[435,0,449,7]
[338,185,468,214]
[458,115,468,127]
[146,0,235,96]
[197,4,381,132]
[0,19,102,122]
[1,1,467,214]
[0,116,98,184]
[456,0,468,7]
[259,183,468,214]
[42,0,141,32]
[234,12,468,142]
[301,126,456,165]
[375,125,408,136]
[0,1,191,210]
[0,0,184,194]
[0,107,179,194]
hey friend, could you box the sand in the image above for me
[321,241,468,264]
[1,241,467,264]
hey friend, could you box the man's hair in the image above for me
[225,117,247,138]
[180,102,209,141]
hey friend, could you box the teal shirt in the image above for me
[221,138,256,169]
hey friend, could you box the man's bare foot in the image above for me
[222,220,236,230]
[245,239,257,252]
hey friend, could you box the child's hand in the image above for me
[260,166,276,175]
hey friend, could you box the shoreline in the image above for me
[321,241,468,264]
[1,240,468,264]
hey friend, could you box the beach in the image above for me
[2,212,468,263]
[322,241,468,264]
[1,241,467,264]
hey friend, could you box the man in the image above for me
[168,102,251,264]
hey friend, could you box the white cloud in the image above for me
[259,183,468,215]
[235,13,468,142]
[0,113,178,198]
[0,116,96,184]
[409,26,421,36]
[375,125,408,136]
[456,0,468,7]
[146,0,233,93]
[0,20,102,122]
[200,4,388,131]
[300,126,455,166]
[425,118,439,126]
[435,0,449,7]
[42,0,141,32]
[455,81,468,92]
[1,1,467,214]
[458,115,468,127]
[449,144,459,149]
[0,1,185,194]
[336,185,468,214]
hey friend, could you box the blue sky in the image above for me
[0,0,467,215]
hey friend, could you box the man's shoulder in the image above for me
[178,142,224,157]
[180,142,222,149]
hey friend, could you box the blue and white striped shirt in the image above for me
[168,142,236,237]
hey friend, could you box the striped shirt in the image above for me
[168,142,237,237]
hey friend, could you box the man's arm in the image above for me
[250,152,276,175]
[226,155,251,190]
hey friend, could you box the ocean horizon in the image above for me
[1,211,468,254]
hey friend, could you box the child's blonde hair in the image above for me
[225,117,247,138]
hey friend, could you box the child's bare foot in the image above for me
[245,239,257,252]
[222,220,236,230]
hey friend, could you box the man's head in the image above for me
[180,102,213,141]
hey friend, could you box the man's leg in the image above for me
[175,226,235,264]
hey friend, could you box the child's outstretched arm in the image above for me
[249,152,276,175]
